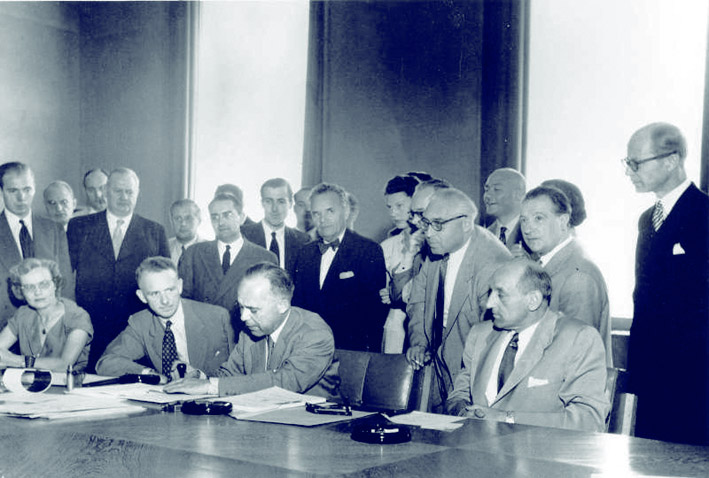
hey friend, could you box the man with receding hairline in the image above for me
[68,167,170,372]
[82,168,108,214]
[623,122,709,445]
[406,187,510,411]
[447,259,608,432]
[168,199,204,265]
[483,168,526,249]
[43,181,77,230]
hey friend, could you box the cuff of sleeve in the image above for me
[208,377,219,396]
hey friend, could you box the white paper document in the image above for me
[220,386,327,418]
[0,392,145,420]
[387,411,467,431]
[72,383,215,404]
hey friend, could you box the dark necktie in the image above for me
[269,232,280,263]
[431,254,449,353]
[222,245,231,275]
[162,320,178,380]
[497,332,519,393]
[318,238,340,255]
[19,219,34,258]
[499,226,507,244]
[652,200,665,231]
[266,336,275,371]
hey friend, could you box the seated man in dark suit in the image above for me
[165,262,339,398]
[67,167,170,372]
[447,259,609,432]
[97,257,233,381]
[178,193,277,327]
[242,178,310,277]
[292,183,388,352]
[0,162,73,330]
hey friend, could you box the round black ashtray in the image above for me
[350,413,412,444]
[181,400,233,416]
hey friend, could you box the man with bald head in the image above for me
[623,123,709,445]
[68,167,170,371]
[43,181,77,230]
[483,168,526,249]
[406,187,511,411]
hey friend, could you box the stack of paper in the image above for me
[0,393,146,421]
[219,386,327,418]
[72,383,214,404]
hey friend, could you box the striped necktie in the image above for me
[652,201,665,231]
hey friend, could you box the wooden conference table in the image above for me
[1,407,707,477]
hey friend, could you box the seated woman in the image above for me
[519,184,613,366]
[0,258,92,372]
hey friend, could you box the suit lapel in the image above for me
[492,312,558,404]
[183,300,205,366]
[472,328,505,406]
[200,241,224,293]
[0,212,21,270]
[321,230,351,290]
[93,212,116,262]
[269,308,297,368]
[542,239,577,277]
[444,242,475,340]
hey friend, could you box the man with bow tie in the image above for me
[446,259,608,432]
[623,122,709,445]
[291,183,387,352]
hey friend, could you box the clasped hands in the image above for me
[446,400,510,422]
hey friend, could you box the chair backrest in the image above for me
[335,349,424,413]
[606,367,637,435]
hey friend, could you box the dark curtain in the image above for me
[701,8,709,193]
[302,0,529,239]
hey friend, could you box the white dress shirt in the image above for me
[4,209,33,257]
[443,238,471,327]
[262,221,285,267]
[158,301,190,365]
[539,236,573,267]
[656,178,691,217]
[319,230,346,289]
[217,236,244,268]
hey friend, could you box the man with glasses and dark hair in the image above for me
[96,257,233,382]
[406,187,510,412]
[623,122,709,445]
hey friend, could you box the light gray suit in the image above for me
[0,211,73,329]
[448,310,609,432]
[96,299,234,377]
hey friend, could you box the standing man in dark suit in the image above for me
[178,193,277,328]
[483,168,526,249]
[242,178,310,277]
[406,188,511,411]
[67,167,170,372]
[97,257,233,381]
[292,183,388,352]
[0,163,73,329]
[624,123,709,445]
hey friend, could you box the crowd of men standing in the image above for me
[0,121,706,446]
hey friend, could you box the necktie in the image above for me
[318,238,340,255]
[112,219,125,259]
[269,232,280,263]
[431,254,449,353]
[652,200,665,231]
[266,336,275,371]
[499,226,507,244]
[162,320,178,380]
[19,219,34,259]
[222,245,231,275]
[497,332,519,393]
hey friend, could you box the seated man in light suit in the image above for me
[447,259,609,432]
[165,262,340,398]
[242,178,310,277]
[96,257,233,381]
[406,187,511,411]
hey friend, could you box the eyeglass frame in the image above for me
[621,151,677,172]
[419,214,468,232]
[20,279,54,294]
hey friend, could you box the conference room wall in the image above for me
[78,2,189,230]
[0,2,81,211]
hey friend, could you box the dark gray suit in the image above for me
[241,221,310,277]
[0,211,73,329]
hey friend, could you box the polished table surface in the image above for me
[1,407,708,477]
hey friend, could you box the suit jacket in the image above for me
[216,306,340,399]
[96,299,234,377]
[487,218,524,250]
[67,211,170,367]
[0,211,73,330]
[178,239,277,321]
[292,229,388,352]
[407,226,511,396]
[544,239,612,366]
[241,221,310,277]
[448,310,609,432]
[629,183,709,445]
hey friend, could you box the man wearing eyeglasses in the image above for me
[96,257,233,382]
[406,187,511,412]
[623,122,709,445]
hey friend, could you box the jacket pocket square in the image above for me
[672,243,686,255]
[527,377,549,388]
[339,271,355,279]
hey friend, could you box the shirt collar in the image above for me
[5,209,32,232]
[157,301,184,328]
[106,210,133,230]
[656,178,691,216]
[323,229,346,246]
[539,235,573,267]
[269,309,291,344]
[218,235,244,252]
[495,215,519,232]
[262,220,285,236]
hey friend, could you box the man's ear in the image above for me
[136,289,148,304]
[177,278,183,296]
[526,290,543,311]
